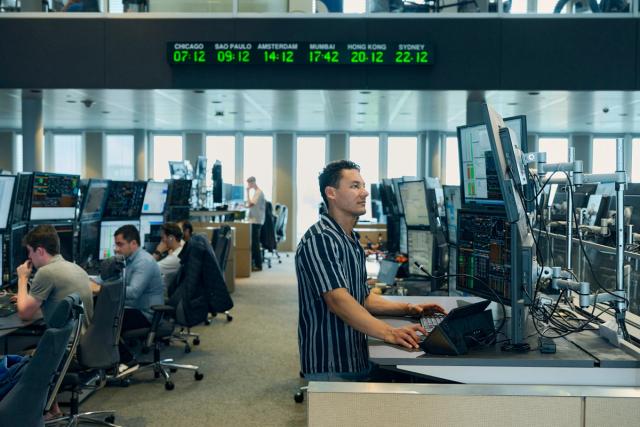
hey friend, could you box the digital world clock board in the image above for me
[168,42,433,66]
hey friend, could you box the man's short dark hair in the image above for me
[161,222,183,241]
[318,160,360,207]
[114,224,140,245]
[23,224,60,256]
[181,221,193,235]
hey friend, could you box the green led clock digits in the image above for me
[394,50,429,64]
[309,50,339,63]
[264,50,294,63]
[172,50,205,63]
[216,50,250,63]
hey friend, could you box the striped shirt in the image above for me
[296,213,370,374]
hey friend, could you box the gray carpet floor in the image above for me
[85,252,307,427]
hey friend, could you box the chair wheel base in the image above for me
[193,338,200,346]
[165,381,175,390]
[195,372,204,381]
[294,392,304,403]
[105,415,116,423]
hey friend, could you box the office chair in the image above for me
[260,201,277,269]
[49,277,126,427]
[273,204,289,263]
[118,304,203,391]
[0,294,84,427]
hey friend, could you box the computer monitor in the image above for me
[99,220,140,260]
[79,179,109,221]
[77,220,100,267]
[102,181,147,220]
[166,179,192,206]
[398,180,429,227]
[9,224,28,283]
[10,173,33,225]
[380,179,398,216]
[443,185,461,244]
[195,156,207,182]
[29,172,80,221]
[230,185,244,202]
[169,161,189,180]
[53,223,74,262]
[391,178,405,216]
[141,181,169,215]
[140,215,164,250]
[0,175,16,231]
[221,183,231,202]
[0,239,3,287]
[407,229,433,276]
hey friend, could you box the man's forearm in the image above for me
[325,290,393,341]
[364,292,410,316]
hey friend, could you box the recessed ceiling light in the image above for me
[358,102,368,105]
[528,92,540,96]
[101,111,110,114]
[211,101,222,104]
[619,113,628,117]
[508,102,518,106]
[193,90,205,94]
[66,100,76,104]
[357,112,366,115]
[229,111,237,115]
[360,91,371,95]
[30,89,41,94]
[133,120,140,123]
[586,122,592,125]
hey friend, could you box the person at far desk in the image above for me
[151,222,185,289]
[296,160,445,381]
[246,176,266,272]
[91,225,163,344]
[15,224,94,328]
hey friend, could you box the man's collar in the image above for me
[320,213,358,239]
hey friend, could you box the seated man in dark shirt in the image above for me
[296,160,445,381]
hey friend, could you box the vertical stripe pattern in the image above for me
[296,213,369,374]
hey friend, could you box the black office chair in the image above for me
[118,304,203,391]
[260,201,277,269]
[273,204,289,262]
[0,294,84,427]
[50,277,126,427]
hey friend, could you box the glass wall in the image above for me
[296,136,326,241]
[538,137,569,164]
[387,136,417,179]
[152,135,183,181]
[444,136,460,185]
[592,137,617,174]
[51,134,83,175]
[348,135,379,221]
[243,135,274,202]
[104,134,135,181]
[205,135,236,187]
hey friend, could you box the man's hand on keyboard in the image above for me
[406,303,447,317]
[383,324,428,349]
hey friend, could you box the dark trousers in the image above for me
[119,308,151,363]
[251,223,263,269]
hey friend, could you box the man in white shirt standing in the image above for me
[246,176,266,272]
[152,222,185,289]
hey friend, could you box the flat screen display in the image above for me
[99,220,139,260]
[30,173,80,221]
[0,176,16,230]
[142,181,169,215]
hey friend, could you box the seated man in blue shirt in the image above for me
[106,225,164,334]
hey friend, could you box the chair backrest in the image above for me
[274,204,288,243]
[217,235,231,273]
[0,294,83,427]
[77,277,126,369]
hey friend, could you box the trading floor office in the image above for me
[3,9,640,427]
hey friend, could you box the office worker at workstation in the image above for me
[152,222,185,289]
[296,160,445,381]
[15,224,94,328]
[93,225,163,334]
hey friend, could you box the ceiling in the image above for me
[2,89,640,134]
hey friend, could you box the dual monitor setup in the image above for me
[169,158,244,208]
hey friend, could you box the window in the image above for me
[104,134,135,180]
[538,137,569,165]
[445,136,460,186]
[205,135,236,187]
[387,136,417,179]
[243,135,273,201]
[296,136,326,241]
[152,135,183,181]
[343,0,366,13]
[14,134,23,173]
[509,0,528,13]
[632,139,640,183]
[537,0,558,13]
[51,134,83,175]
[349,136,379,221]
[592,138,617,174]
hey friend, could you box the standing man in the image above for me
[246,176,266,272]
[296,160,445,381]
[15,224,94,327]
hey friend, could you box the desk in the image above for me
[370,296,640,387]
[190,210,244,223]
[0,312,42,354]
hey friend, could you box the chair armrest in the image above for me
[150,305,175,313]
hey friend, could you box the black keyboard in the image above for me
[420,314,445,333]
[0,294,17,317]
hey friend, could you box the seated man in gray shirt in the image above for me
[16,224,94,328]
